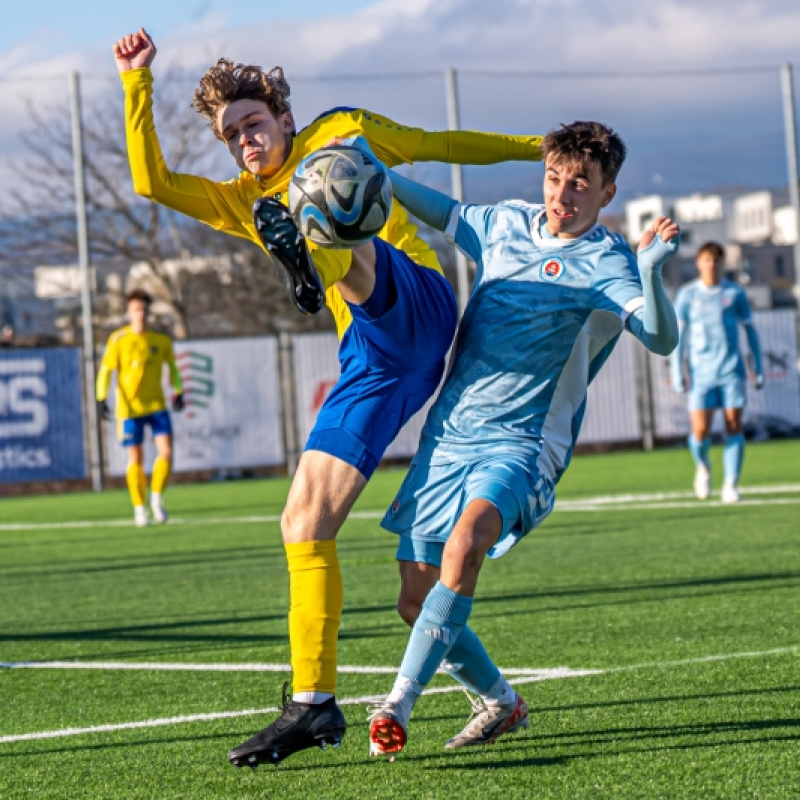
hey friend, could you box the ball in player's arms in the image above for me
[288,145,393,249]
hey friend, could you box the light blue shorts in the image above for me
[383,456,556,566]
[688,378,746,411]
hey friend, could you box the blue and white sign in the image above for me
[0,349,86,484]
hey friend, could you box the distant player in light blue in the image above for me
[670,242,764,504]
[365,121,680,758]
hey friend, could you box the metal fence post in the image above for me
[70,71,103,490]
[445,68,470,315]
[635,346,656,451]
[277,330,300,475]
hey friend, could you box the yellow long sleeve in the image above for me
[96,363,112,402]
[415,128,543,165]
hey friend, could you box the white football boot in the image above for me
[693,463,711,500]
[150,493,169,524]
[445,693,529,749]
[721,480,741,504]
[368,694,414,760]
[134,506,150,527]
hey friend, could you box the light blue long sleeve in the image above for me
[387,168,457,232]
[745,322,764,385]
[627,235,680,356]
[670,323,688,391]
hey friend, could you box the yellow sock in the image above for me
[126,462,146,508]
[286,540,343,695]
[151,456,172,495]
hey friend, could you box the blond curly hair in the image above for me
[192,59,292,139]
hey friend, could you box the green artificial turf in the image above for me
[1,440,799,798]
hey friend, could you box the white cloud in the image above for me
[0,0,798,202]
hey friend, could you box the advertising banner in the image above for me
[578,333,642,445]
[292,332,429,460]
[0,348,86,484]
[650,309,800,438]
[106,337,284,475]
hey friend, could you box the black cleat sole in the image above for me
[253,197,325,315]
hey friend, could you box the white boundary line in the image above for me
[1,646,797,745]
[1,483,798,532]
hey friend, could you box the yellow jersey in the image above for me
[122,68,543,338]
[96,326,182,419]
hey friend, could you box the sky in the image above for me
[2,0,800,210]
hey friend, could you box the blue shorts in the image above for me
[384,456,556,566]
[688,379,746,411]
[120,410,173,447]
[306,238,457,479]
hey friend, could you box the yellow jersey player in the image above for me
[112,26,543,767]
[96,288,184,527]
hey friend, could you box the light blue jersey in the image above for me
[418,201,643,481]
[671,278,753,392]
[383,201,646,559]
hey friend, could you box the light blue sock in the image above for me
[688,434,711,467]
[442,625,501,696]
[397,581,473,688]
[723,433,745,485]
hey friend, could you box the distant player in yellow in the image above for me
[96,288,184,527]
[112,26,544,767]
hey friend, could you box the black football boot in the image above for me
[228,683,346,768]
[253,196,325,315]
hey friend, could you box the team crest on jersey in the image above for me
[540,256,566,282]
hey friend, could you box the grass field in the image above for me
[1,441,799,799]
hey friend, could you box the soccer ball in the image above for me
[288,145,393,249]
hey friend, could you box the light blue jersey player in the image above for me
[670,242,763,503]
[366,122,680,758]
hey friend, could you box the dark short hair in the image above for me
[542,121,627,185]
[696,241,724,261]
[125,288,152,306]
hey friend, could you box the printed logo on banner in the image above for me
[0,351,86,481]
[311,379,337,413]
[176,350,215,418]
[0,358,50,470]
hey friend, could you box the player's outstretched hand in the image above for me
[172,393,185,412]
[637,216,680,272]
[113,27,156,74]
[638,216,680,250]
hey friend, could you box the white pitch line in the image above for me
[1,646,797,745]
[0,668,590,745]
[0,660,588,679]
[558,497,800,513]
[1,483,798,532]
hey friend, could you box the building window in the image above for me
[639,212,655,232]
[776,254,786,277]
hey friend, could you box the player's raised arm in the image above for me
[343,107,542,168]
[113,29,245,232]
[386,168,458,232]
[626,216,680,356]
